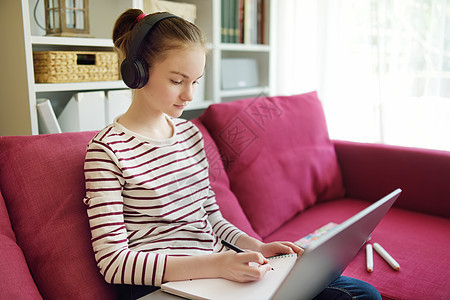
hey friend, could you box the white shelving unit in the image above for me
[31,36,115,47]
[34,81,127,93]
[0,0,274,135]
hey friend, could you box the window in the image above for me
[276,0,450,151]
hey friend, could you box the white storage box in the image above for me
[58,91,106,132]
[221,58,259,90]
[105,90,133,125]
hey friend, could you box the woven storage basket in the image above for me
[33,51,119,83]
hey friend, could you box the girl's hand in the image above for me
[163,240,303,283]
[214,250,273,283]
[257,241,304,258]
[234,235,304,258]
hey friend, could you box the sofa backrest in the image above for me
[334,140,450,218]
[0,133,117,299]
[0,189,42,299]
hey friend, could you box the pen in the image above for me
[373,242,400,271]
[221,240,274,270]
[366,244,373,272]
[221,240,245,253]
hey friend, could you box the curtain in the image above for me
[275,0,450,151]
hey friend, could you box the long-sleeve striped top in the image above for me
[83,117,245,287]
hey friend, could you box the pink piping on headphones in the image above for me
[136,13,147,23]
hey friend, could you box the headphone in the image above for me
[121,12,179,89]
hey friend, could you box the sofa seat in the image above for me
[343,206,450,300]
[263,198,450,299]
[263,199,371,243]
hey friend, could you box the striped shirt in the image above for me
[83,117,245,286]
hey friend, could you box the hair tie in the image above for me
[136,13,147,23]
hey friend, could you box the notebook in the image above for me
[160,188,402,300]
[161,254,297,300]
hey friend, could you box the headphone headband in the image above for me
[121,12,180,89]
[127,12,178,59]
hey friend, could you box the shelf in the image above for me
[220,86,270,98]
[31,36,114,47]
[35,81,127,92]
[220,43,271,52]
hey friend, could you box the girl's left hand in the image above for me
[258,241,304,258]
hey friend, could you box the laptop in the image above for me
[272,188,402,299]
[148,188,401,300]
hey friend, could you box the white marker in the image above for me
[366,244,373,272]
[373,242,400,271]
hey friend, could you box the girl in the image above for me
[83,9,381,300]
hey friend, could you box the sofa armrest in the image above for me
[333,140,450,218]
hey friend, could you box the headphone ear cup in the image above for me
[134,57,149,89]
[121,57,149,89]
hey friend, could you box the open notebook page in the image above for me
[161,254,297,300]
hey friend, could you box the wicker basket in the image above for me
[33,51,119,83]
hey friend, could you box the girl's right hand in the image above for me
[214,250,273,283]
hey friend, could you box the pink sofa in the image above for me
[1,92,449,299]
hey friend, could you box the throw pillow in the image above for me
[199,92,345,238]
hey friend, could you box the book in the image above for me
[221,0,227,42]
[36,99,62,134]
[257,0,264,44]
[238,0,244,43]
[295,222,339,249]
[161,254,297,300]
[222,0,264,44]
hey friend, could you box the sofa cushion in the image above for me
[0,133,117,300]
[263,198,450,300]
[0,190,42,299]
[262,199,368,244]
[191,119,261,240]
[199,92,345,238]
